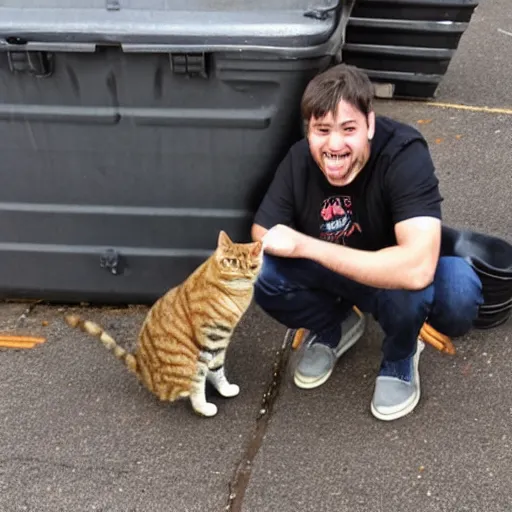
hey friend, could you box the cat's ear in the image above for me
[251,240,263,257]
[218,230,232,249]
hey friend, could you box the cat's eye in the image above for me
[222,258,239,268]
[249,264,259,270]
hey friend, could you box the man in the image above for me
[251,64,483,421]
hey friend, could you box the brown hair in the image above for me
[301,64,374,122]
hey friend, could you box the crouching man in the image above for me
[251,64,483,421]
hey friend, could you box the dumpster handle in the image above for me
[304,2,339,21]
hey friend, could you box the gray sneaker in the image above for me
[293,308,366,389]
[370,339,425,421]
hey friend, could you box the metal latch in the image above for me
[304,3,339,20]
[7,51,53,77]
[170,53,208,78]
[100,249,125,276]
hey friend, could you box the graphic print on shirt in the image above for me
[319,196,361,245]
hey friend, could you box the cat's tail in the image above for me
[65,314,138,374]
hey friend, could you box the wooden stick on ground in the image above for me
[420,323,456,355]
[0,334,47,349]
[291,328,307,350]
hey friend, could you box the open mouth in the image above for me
[323,151,350,161]
[322,151,351,179]
[323,151,350,168]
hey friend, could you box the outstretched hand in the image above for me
[262,224,308,258]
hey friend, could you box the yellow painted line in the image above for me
[425,101,512,115]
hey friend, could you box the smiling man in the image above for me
[251,64,483,421]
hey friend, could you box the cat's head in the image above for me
[214,230,263,283]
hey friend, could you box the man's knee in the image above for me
[255,255,296,297]
[254,255,304,315]
[376,286,434,330]
[254,255,341,331]
[431,256,483,336]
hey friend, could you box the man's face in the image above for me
[307,99,375,187]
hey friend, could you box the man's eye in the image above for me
[345,127,355,133]
[317,128,329,134]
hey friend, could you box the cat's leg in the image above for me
[189,359,218,417]
[209,367,240,398]
[206,350,240,398]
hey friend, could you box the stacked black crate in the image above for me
[342,0,479,99]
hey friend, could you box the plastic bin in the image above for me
[0,0,356,304]
[441,226,512,330]
[342,0,480,99]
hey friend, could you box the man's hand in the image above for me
[262,224,309,258]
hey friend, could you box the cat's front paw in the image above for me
[218,383,240,398]
[195,402,218,417]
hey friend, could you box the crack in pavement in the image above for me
[226,333,292,512]
[14,300,43,328]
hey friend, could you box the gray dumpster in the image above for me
[0,0,356,304]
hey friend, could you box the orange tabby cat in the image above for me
[65,231,263,417]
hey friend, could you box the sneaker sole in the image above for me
[370,340,425,421]
[293,313,367,390]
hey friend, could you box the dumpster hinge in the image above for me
[7,51,53,77]
[170,53,208,78]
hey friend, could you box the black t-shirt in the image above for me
[253,116,443,251]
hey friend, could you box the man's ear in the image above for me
[367,111,376,141]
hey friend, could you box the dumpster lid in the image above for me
[0,0,351,56]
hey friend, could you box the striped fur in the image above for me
[65,231,263,417]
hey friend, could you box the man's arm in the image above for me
[263,216,441,291]
[251,223,268,242]
[303,216,441,290]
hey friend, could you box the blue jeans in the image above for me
[254,255,484,362]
